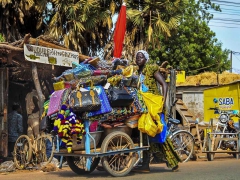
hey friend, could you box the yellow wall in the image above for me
[204,82,240,122]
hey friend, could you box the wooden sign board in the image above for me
[24,44,79,67]
[166,71,186,83]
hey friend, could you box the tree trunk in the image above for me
[31,63,45,125]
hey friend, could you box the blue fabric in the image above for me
[140,74,149,92]
[85,86,112,117]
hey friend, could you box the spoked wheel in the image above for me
[66,156,100,175]
[13,135,33,169]
[101,131,136,177]
[34,134,54,167]
[170,130,194,163]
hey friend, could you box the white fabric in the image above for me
[136,50,149,62]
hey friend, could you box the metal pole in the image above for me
[230,51,232,73]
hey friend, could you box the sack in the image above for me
[149,113,167,143]
[144,113,159,137]
[140,91,163,126]
[108,86,134,107]
[84,86,112,117]
[69,87,101,112]
[47,89,66,116]
[138,113,159,137]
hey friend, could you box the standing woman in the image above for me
[133,50,181,172]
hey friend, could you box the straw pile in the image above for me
[177,71,240,86]
[219,71,240,84]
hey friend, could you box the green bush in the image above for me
[0,34,5,42]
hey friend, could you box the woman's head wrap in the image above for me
[136,50,149,62]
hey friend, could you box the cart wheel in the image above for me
[101,131,136,177]
[207,153,214,161]
[35,134,54,167]
[66,156,100,175]
[13,135,33,169]
[190,153,197,161]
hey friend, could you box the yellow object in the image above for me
[144,113,159,137]
[138,91,164,136]
[204,128,212,138]
[122,65,134,77]
[204,81,240,122]
[53,81,65,91]
[166,71,186,83]
[140,91,164,122]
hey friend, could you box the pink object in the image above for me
[64,82,71,89]
[47,89,65,116]
[89,121,98,132]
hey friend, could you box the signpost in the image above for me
[24,44,79,67]
[166,71,185,83]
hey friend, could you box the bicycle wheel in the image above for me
[66,156,100,175]
[13,135,33,169]
[35,134,54,167]
[170,130,194,163]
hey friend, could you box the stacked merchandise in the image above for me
[42,58,145,153]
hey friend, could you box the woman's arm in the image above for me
[154,71,168,106]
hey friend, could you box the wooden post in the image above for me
[32,63,45,125]
[168,69,176,118]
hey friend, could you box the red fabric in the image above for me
[113,4,126,58]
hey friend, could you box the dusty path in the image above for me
[1,154,239,180]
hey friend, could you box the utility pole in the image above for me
[230,51,232,73]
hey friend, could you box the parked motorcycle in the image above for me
[207,107,240,161]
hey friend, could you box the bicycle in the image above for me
[167,100,195,163]
[13,133,55,169]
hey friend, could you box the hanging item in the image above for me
[47,89,67,116]
[69,82,101,112]
[84,86,112,117]
[149,113,167,143]
[113,2,126,58]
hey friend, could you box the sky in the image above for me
[208,0,240,74]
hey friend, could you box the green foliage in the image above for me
[0,33,5,42]
[149,0,230,75]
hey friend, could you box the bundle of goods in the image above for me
[42,57,146,152]
[177,71,240,86]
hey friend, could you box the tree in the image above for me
[0,0,186,58]
[148,0,230,75]
[123,0,186,61]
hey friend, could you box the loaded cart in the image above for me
[42,58,150,177]
[53,121,149,177]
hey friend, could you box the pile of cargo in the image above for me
[177,71,240,86]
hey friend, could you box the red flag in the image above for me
[113,2,126,58]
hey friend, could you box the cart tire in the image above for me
[207,153,214,161]
[13,135,33,169]
[170,130,194,163]
[66,156,100,175]
[35,134,54,167]
[190,153,197,161]
[101,131,136,177]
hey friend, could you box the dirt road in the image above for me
[1,154,239,180]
